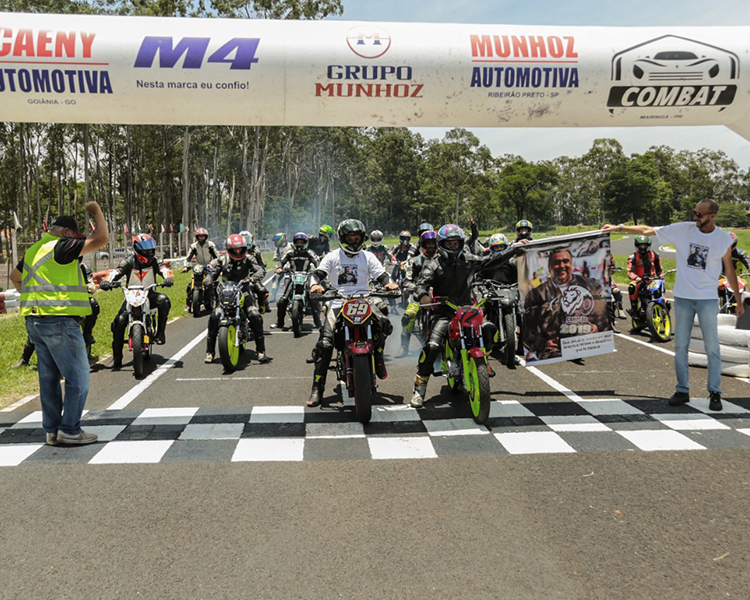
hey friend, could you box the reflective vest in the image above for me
[20,233,92,317]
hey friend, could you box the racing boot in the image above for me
[411,374,429,408]
[307,375,325,407]
[12,343,35,368]
[395,333,410,359]
[374,346,388,379]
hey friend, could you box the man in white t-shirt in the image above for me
[603,200,744,411]
[306,219,399,407]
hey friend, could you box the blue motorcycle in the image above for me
[629,274,673,342]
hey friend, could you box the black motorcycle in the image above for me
[478,279,519,369]
[216,280,253,372]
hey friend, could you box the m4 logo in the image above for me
[134,37,260,70]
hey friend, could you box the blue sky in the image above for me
[329,0,750,169]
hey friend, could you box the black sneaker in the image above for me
[668,391,690,406]
[709,391,723,411]
[155,332,166,345]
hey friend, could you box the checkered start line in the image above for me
[2,397,750,467]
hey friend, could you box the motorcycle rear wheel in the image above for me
[219,325,240,372]
[192,288,202,318]
[291,300,304,338]
[647,302,672,342]
[352,354,373,424]
[502,312,516,368]
[131,323,145,379]
[467,354,491,424]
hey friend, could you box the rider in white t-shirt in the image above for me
[306,219,399,407]
[603,200,743,411]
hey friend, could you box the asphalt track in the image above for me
[2,293,750,599]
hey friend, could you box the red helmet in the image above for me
[195,227,208,243]
[226,234,247,260]
[132,234,156,264]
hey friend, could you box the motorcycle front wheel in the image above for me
[192,288,202,318]
[467,354,491,424]
[647,302,672,342]
[502,311,516,368]
[131,323,145,379]
[291,300,304,338]
[444,343,460,394]
[218,324,240,372]
[352,354,374,424]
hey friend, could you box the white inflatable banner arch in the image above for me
[0,12,748,140]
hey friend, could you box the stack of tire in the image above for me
[0,290,20,314]
[688,313,750,377]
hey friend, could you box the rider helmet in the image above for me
[226,234,248,261]
[420,230,438,258]
[488,233,510,255]
[515,219,533,240]
[194,227,208,244]
[239,230,254,249]
[293,232,309,251]
[132,234,156,265]
[634,235,651,254]
[398,230,412,247]
[337,219,367,256]
[417,222,434,236]
[730,231,738,249]
[272,232,287,248]
[319,225,335,239]
[370,230,384,247]
[437,224,466,260]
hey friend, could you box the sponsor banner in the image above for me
[518,231,614,366]
[0,13,749,135]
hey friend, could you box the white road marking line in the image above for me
[368,436,438,460]
[524,365,584,402]
[106,330,208,411]
[617,430,704,452]
[1,394,38,412]
[615,333,675,356]
[494,431,576,454]
[90,440,174,464]
[0,444,43,467]
[232,438,304,462]
[175,376,308,381]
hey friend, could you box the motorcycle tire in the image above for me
[467,354,491,425]
[192,288,202,318]
[131,323,145,379]
[503,312,516,369]
[444,344,460,394]
[352,353,373,424]
[647,302,671,342]
[291,300,303,338]
[218,325,240,373]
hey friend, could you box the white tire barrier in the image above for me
[691,324,750,347]
[688,338,750,364]
[688,352,750,378]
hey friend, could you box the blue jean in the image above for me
[673,297,721,395]
[26,316,90,435]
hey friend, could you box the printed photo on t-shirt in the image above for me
[338,265,358,285]
[687,243,708,270]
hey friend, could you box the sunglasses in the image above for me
[693,210,715,219]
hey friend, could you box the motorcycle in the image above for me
[312,289,400,424]
[629,273,673,342]
[106,282,162,379]
[718,274,747,314]
[428,295,493,425]
[391,261,410,311]
[477,279,519,369]
[188,263,214,318]
[288,271,312,338]
[216,280,253,373]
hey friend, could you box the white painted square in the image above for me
[250,406,305,423]
[89,440,174,464]
[133,407,198,426]
[305,422,365,439]
[541,415,611,433]
[12,410,89,428]
[494,432,576,455]
[179,423,244,440]
[0,444,42,466]
[738,429,750,438]
[489,401,535,419]
[368,437,437,460]
[689,398,750,414]
[617,430,705,451]
[370,405,420,422]
[577,399,646,416]
[232,438,304,461]
[652,414,730,431]
[424,418,490,437]
[83,425,128,442]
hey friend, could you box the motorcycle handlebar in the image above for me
[311,289,401,301]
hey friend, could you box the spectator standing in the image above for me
[10,203,109,445]
[603,200,744,411]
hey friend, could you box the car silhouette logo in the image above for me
[632,51,720,82]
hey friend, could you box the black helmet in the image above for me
[337,219,367,256]
[437,224,466,260]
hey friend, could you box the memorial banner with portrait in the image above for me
[518,230,614,366]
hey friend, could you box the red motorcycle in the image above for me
[313,289,400,424]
